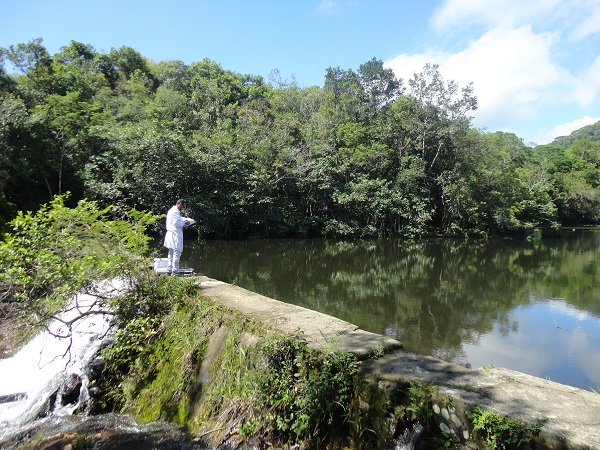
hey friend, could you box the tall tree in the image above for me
[405,63,477,172]
[394,64,479,231]
[51,41,108,99]
[34,92,99,196]
[357,57,403,111]
[2,38,54,102]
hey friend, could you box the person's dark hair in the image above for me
[176,199,186,207]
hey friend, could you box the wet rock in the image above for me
[60,373,82,406]
[87,356,107,382]
[0,393,26,404]
[2,413,208,450]
[88,386,102,398]
[37,390,58,419]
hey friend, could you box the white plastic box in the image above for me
[153,258,169,274]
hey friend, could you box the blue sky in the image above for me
[2,0,599,145]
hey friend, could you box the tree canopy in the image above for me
[1,38,599,238]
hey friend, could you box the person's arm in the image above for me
[171,209,186,229]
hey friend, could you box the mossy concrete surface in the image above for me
[196,276,600,449]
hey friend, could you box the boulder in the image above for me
[60,373,82,406]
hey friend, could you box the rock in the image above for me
[0,392,26,404]
[88,386,102,398]
[60,374,82,406]
[86,357,106,382]
[3,413,207,450]
[37,390,58,418]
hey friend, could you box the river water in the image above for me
[180,228,600,391]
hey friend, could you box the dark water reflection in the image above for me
[180,228,600,390]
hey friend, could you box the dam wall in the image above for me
[196,276,600,449]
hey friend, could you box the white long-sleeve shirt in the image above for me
[163,205,186,252]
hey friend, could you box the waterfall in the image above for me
[393,423,425,450]
[0,289,115,443]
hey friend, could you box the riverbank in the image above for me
[196,275,600,449]
[4,273,598,449]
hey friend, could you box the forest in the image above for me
[1,38,599,239]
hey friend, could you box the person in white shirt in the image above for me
[163,199,194,275]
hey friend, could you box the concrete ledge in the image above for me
[196,276,600,449]
[362,352,600,449]
[197,277,402,359]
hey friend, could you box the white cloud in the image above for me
[316,0,338,15]
[533,115,600,145]
[571,54,600,107]
[431,0,563,32]
[431,0,600,37]
[443,27,569,127]
[386,0,600,143]
[385,26,570,130]
[566,1,600,41]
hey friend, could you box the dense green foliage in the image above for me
[551,121,600,147]
[1,38,599,238]
[0,193,161,333]
[241,336,359,444]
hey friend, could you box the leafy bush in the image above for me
[241,336,359,445]
[468,406,542,450]
[0,193,161,334]
[405,381,438,426]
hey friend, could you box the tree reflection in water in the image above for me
[183,229,600,390]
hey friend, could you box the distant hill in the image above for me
[551,120,600,146]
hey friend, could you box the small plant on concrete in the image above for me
[371,342,385,359]
[406,381,438,426]
[442,394,453,409]
[435,431,459,449]
[468,406,542,450]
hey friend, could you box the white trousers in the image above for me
[167,248,182,273]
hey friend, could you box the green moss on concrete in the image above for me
[96,278,549,449]
[97,281,401,448]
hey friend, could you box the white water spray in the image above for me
[0,288,116,442]
[393,423,424,450]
